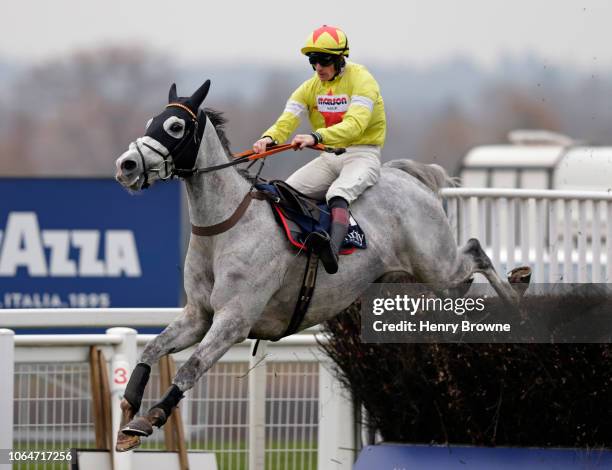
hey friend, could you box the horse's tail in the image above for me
[383,159,459,196]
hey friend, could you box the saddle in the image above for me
[248,180,367,349]
[254,180,366,253]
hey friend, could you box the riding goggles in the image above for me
[308,53,336,66]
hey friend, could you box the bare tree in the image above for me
[479,83,563,143]
[418,101,477,172]
[2,46,177,175]
[2,50,612,178]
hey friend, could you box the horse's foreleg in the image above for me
[140,305,212,366]
[121,307,252,438]
[116,305,211,451]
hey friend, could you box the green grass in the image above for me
[264,441,317,470]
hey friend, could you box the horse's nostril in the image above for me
[121,159,137,172]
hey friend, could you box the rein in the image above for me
[173,142,345,178]
[137,109,344,181]
[189,143,346,236]
[189,144,344,237]
[136,106,345,235]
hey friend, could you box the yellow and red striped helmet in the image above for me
[301,25,349,57]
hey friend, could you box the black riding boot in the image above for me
[311,197,349,274]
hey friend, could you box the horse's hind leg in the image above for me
[116,305,211,452]
[456,238,520,306]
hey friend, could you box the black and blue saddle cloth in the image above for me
[254,180,366,255]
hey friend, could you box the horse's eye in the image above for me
[163,117,186,138]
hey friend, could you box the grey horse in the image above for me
[113,80,527,451]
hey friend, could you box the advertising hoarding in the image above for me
[0,178,182,309]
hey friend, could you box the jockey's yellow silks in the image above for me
[262,62,386,148]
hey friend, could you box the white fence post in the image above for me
[107,327,138,470]
[248,340,267,470]
[318,360,355,470]
[0,329,14,451]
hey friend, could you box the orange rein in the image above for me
[232,143,328,161]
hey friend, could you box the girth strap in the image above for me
[281,250,320,338]
[251,249,320,356]
[191,191,255,236]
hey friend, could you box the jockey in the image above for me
[253,25,387,274]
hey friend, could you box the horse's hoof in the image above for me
[508,266,532,298]
[508,266,532,284]
[121,416,154,437]
[116,431,141,452]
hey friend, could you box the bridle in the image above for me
[131,104,346,235]
[134,103,346,190]
[134,103,202,189]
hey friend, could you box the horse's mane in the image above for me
[203,108,232,156]
[204,107,256,182]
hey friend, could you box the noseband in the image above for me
[134,103,203,189]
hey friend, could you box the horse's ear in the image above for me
[190,80,211,109]
[168,83,178,103]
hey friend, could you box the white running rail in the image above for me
[0,312,353,470]
[441,187,612,282]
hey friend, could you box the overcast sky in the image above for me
[3,0,610,69]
